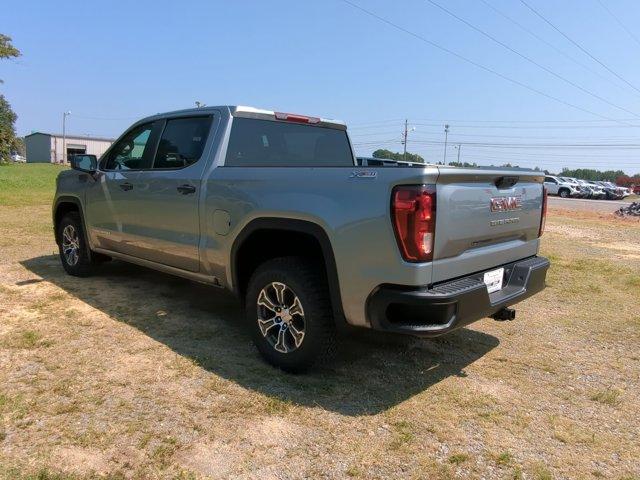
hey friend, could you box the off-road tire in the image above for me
[57,212,103,277]
[245,256,337,373]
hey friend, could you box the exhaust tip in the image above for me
[491,307,516,321]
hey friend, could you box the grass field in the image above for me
[1,164,639,479]
[0,163,67,207]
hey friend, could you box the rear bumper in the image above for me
[366,256,550,337]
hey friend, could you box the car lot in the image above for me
[1,165,639,479]
[548,196,634,213]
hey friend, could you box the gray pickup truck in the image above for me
[53,106,550,371]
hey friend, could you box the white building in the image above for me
[24,132,114,164]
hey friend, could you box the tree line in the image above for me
[371,149,639,186]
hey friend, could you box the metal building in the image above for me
[24,132,114,164]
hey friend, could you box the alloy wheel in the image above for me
[257,282,306,353]
[62,224,80,266]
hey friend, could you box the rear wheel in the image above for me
[559,188,570,198]
[57,212,103,277]
[245,257,336,372]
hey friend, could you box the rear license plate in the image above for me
[483,267,505,293]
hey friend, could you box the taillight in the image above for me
[274,112,320,124]
[391,185,437,262]
[539,185,548,237]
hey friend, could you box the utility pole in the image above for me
[456,144,462,164]
[443,124,450,165]
[402,119,408,162]
[62,111,71,164]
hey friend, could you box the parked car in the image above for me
[633,185,640,195]
[571,179,599,199]
[558,177,587,197]
[10,153,26,163]
[618,185,633,198]
[584,181,607,199]
[595,181,624,200]
[544,175,581,198]
[52,106,550,371]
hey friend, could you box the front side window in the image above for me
[104,123,154,170]
[225,117,354,167]
[153,116,212,169]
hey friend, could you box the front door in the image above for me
[128,115,214,272]
[85,122,157,256]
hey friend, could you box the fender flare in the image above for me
[53,196,89,247]
[230,218,346,324]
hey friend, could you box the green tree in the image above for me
[0,34,20,163]
[14,136,25,156]
[0,95,19,162]
[372,148,425,163]
[447,161,478,168]
[0,34,21,83]
[560,168,626,182]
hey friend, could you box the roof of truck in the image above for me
[138,106,347,130]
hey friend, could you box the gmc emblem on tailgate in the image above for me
[490,195,523,213]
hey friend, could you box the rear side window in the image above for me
[153,116,212,169]
[225,117,353,167]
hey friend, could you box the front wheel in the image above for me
[57,212,102,277]
[245,257,336,373]
[559,189,569,198]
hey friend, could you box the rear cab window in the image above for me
[224,117,354,167]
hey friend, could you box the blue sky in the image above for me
[2,0,640,174]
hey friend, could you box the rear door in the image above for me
[431,168,544,282]
[132,115,215,272]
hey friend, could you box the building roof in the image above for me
[25,131,116,142]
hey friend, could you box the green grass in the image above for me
[590,389,623,406]
[0,163,67,207]
[448,453,469,465]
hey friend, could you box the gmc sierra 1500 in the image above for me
[53,106,549,371]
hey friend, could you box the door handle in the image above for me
[177,184,196,195]
[119,182,133,191]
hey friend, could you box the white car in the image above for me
[544,175,581,198]
[10,153,26,163]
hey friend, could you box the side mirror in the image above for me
[70,154,97,173]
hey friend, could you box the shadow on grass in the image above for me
[21,255,499,416]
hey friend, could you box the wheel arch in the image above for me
[53,196,87,246]
[230,218,346,325]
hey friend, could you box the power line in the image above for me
[340,0,630,123]
[351,128,640,140]
[409,122,640,129]
[519,0,640,96]
[423,0,640,119]
[478,0,635,96]
[408,140,640,148]
[71,113,141,121]
[351,117,640,127]
[348,118,405,128]
[595,0,640,48]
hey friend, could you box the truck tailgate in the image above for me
[432,167,544,283]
